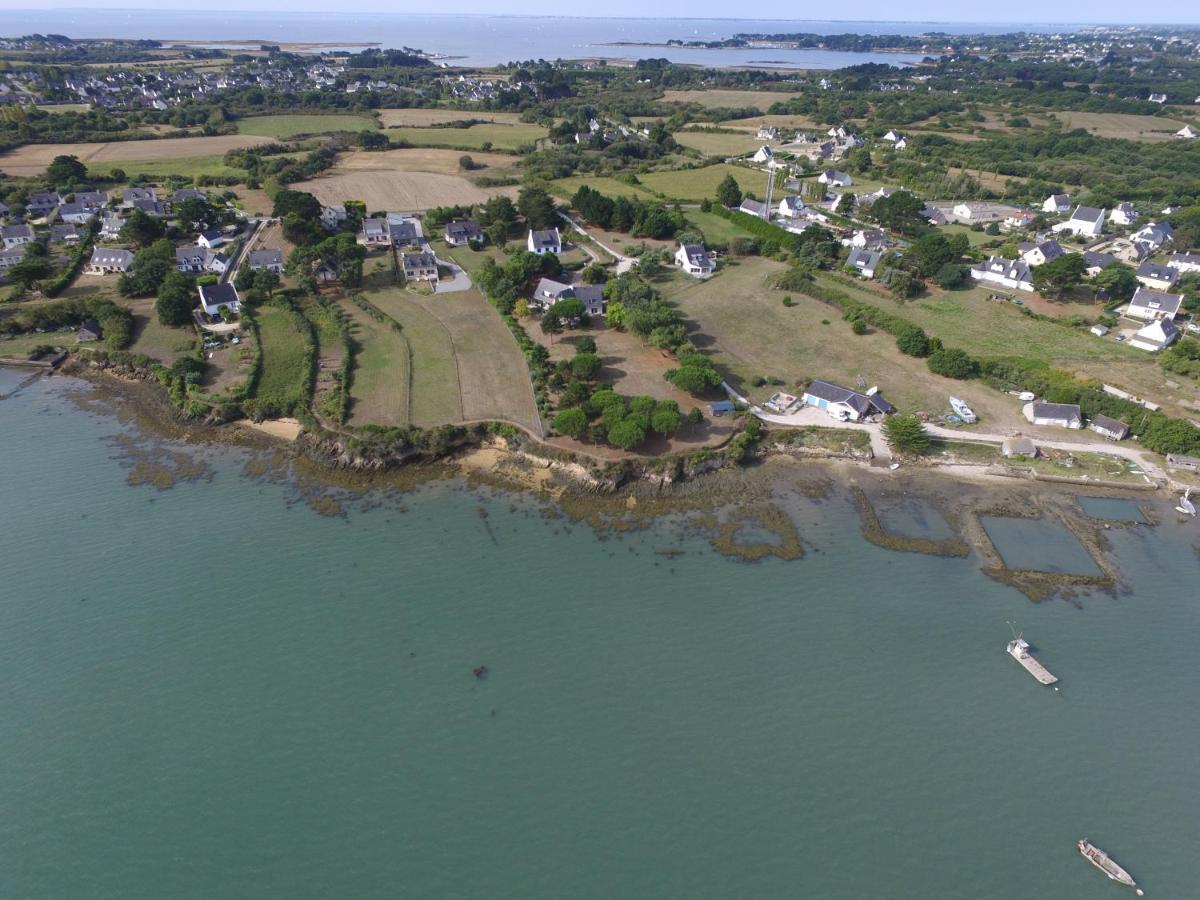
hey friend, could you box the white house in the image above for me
[401,250,439,284]
[1052,206,1106,238]
[801,380,894,422]
[738,198,768,218]
[675,242,714,278]
[1135,262,1179,291]
[851,228,888,251]
[99,213,124,240]
[1083,251,1118,276]
[87,247,134,274]
[1089,415,1130,441]
[1126,286,1183,322]
[970,256,1034,292]
[818,169,852,187]
[1042,194,1071,215]
[1004,210,1038,231]
[846,247,881,279]
[197,283,240,317]
[756,126,779,141]
[320,204,348,231]
[1131,221,1173,254]
[1166,252,1200,275]
[443,219,482,246]
[527,228,561,255]
[1148,93,1168,104]
[248,249,284,272]
[56,202,93,225]
[1019,239,1064,267]
[1129,318,1179,352]
[531,277,573,309]
[777,196,806,218]
[1023,401,1082,429]
[359,217,392,246]
[1109,202,1139,227]
[751,145,774,164]
[197,229,228,249]
[1,223,35,249]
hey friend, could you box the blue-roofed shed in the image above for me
[709,400,736,416]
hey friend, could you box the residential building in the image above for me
[401,250,438,284]
[527,228,561,256]
[172,188,207,204]
[99,213,124,240]
[388,218,420,248]
[175,246,229,274]
[738,199,768,218]
[249,249,284,272]
[1089,415,1130,441]
[1042,194,1071,215]
[1177,125,1200,140]
[675,242,714,278]
[1083,251,1118,276]
[846,247,881,279]
[56,201,93,224]
[573,284,606,317]
[1135,261,1179,291]
[777,196,806,218]
[128,197,167,217]
[1052,206,1105,238]
[87,247,133,274]
[75,318,102,343]
[1002,436,1038,458]
[2,223,36,248]
[25,191,61,216]
[1148,92,1167,104]
[851,228,888,251]
[1126,286,1183,321]
[751,145,774,163]
[1167,252,1200,275]
[49,223,81,244]
[359,217,392,246]
[197,229,228,249]
[531,277,573,309]
[800,380,894,422]
[1004,210,1038,231]
[1129,318,1179,352]
[0,245,28,271]
[1109,202,1139,227]
[756,126,779,140]
[320,204,348,231]
[197,282,240,317]
[443,219,482,246]
[1023,401,1082,429]
[818,169,852,187]
[122,187,157,208]
[1131,221,1173,255]
[74,190,109,211]
[970,256,1034,292]
[1019,239,1064,267]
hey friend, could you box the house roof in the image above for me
[534,277,572,299]
[249,249,283,266]
[198,282,239,307]
[739,199,767,216]
[847,247,881,270]
[1133,222,1173,245]
[1070,206,1105,224]
[1168,251,1200,267]
[1137,261,1178,283]
[362,218,389,235]
[573,284,606,314]
[2,223,34,238]
[804,380,893,416]
[529,228,560,249]
[402,250,437,269]
[1031,401,1081,420]
[444,219,481,238]
[1133,318,1179,347]
[1090,414,1129,436]
[1083,251,1118,270]
[1129,286,1183,317]
[1003,436,1038,456]
[680,242,710,260]
[89,247,133,267]
[973,256,1032,283]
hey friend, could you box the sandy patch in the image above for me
[0,135,278,177]
[377,109,526,127]
[240,418,303,441]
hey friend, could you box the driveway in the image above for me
[433,256,473,294]
[558,212,637,274]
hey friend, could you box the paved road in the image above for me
[558,212,637,274]
[433,256,473,294]
[224,217,265,284]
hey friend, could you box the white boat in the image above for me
[1078,839,1140,892]
[1176,488,1196,517]
[1007,638,1058,685]
[949,396,977,424]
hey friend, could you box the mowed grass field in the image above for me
[251,303,312,411]
[378,109,527,127]
[549,175,660,201]
[293,148,520,210]
[639,164,769,202]
[235,114,379,138]
[659,89,802,109]
[672,130,769,157]
[384,122,548,151]
[84,154,247,181]
[340,296,411,427]
[682,210,757,245]
[0,134,276,177]
[1053,111,1191,141]
[661,257,1028,425]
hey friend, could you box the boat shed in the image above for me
[1089,415,1130,441]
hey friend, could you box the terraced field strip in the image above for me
[339,298,412,427]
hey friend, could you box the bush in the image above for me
[570,351,602,380]
[882,414,932,455]
[927,347,979,379]
[896,324,931,357]
[552,406,588,438]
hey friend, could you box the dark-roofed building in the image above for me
[25,192,61,216]
[56,201,94,224]
[75,318,102,343]
[801,380,894,422]
[50,223,82,244]
[87,247,134,274]
[359,217,391,246]
[531,277,573,310]
[1136,261,1179,291]
[197,229,228,249]
[1083,251,1118,276]
[2,222,35,249]
[249,249,284,272]
[527,228,561,256]
[1166,251,1200,275]
[1002,436,1038,458]
[0,245,28,271]
[122,187,158,207]
[846,247,881,279]
[171,188,208,204]
[675,242,714,278]
[970,256,1034,292]
[1023,401,1082,429]
[176,246,229,275]
[198,282,240,317]
[573,284,606,317]
[1019,239,1064,267]
[401,250,438,284]
[74,190,109,210]
[443,219,482,246]
[1127,286,1183,322]
[1053,205,1105,238]
[1089,415,1130,441]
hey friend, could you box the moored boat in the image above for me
[949,396,977,424]
[1007,637,1057,685]
[1078,839,1140,892]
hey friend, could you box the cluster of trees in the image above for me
[0,295,132,351]
[602,272,689,352]
[516,185,559,231]
[272,189,327,246]
[286,232,367,288]
[117,239,177,297]
[570,185,686,239]
[553,387,689,450]
[476,250,563,315]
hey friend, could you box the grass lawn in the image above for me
[0,331,72,358]
[1052,111,1190,142]
[235,114,379,138]
[378,109,527,127]
[384,122,547,151]
[938,223,1002,248]
[672,130,768,157]
[662,257,1029,428]
[549,175,660,201]
[659,89,802,109]
[123,297,196,364]
[683,210,756,246]
[84,155,247,181]
[339,297,411,427]
[639,164,768,202]
[251,302,313,412]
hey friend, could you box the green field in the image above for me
[236,114,379,139]
[549,175,660,201]
[250,302,313,413]
[340,298,411,426]
[639,164,770,202]
[124,298,196,364]
[383,122,548,151]
[682,210,757,246]
[84,155,247,181]
[1053,111,1191,142]
[672,130,769,157]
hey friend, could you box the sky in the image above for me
[3,3,1198,26]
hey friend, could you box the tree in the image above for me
[651,400,682,434]
[518,185,558,230]
[155,271,195,326]
[576,336,597,353]
[581,262,607,284]
[882,414,932,455]
[1032,253,1087,298]
[715,173,743,209]
[1092,263,1139,302]
[174,197,214,233]
[571,351,602,380]
[934,263,968,290]
[869,190,928,236]
[836,192,856,215]
[272,189,321,221]
[7,256,54,290]
[119,209,165,247]
[608,417,647,450]
[605,301,627,330]
[665,353,721,394]
[552,407,588,438]
[512,298,530,318]
[47,154,87,184]
[887,270,920,299]
[927,347,979,379]
[908,232,958,277]
[896,324,931,357]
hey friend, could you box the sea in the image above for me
[0,12,1093,68]
[2,368,1199,898]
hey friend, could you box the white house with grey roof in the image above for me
[1126,286,1183,322]
[197,283,240,317]
[1052,206,1105,238]
[443,219,482,246]
[531,277,573,310]
[320,204,348,231]
[818,169,852,187]
[401,250,438,284]
[0,245,28,272]
[26,192,61,216]
[1167,252,1200,275]
[1042,194,1071,215]
[970,256,1034,292]
[249,249,284,272]
[87,247,134,274]
[176,246,229,275]
[1019,239,1064,267]
[2,223,35,249]
[1023,401,1082,429]
[1135,261,1179,291]
[1129,318,1179,352]
[778,196,806,218]
[1109,202,1139,227]
[1131,221,1173,254]
[846,247,881,279]
[801,380,894,422]
[56,202,93,225]
[675,242,714,278]
[527,228,561,256]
